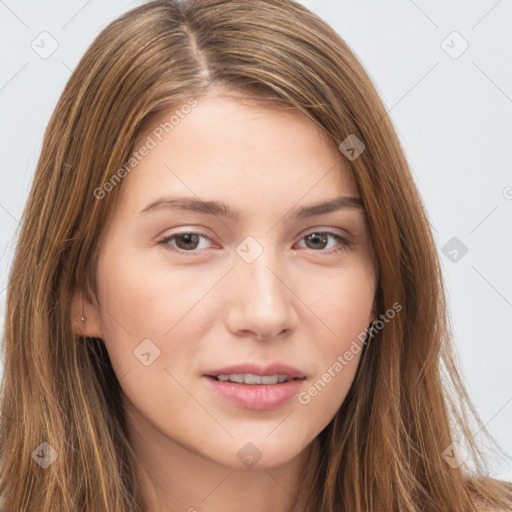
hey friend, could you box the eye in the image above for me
[295,231,352,254]
[158,230,352,256]
[158,231,214,254]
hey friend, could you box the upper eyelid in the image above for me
[161,226,350,240]
[162,223,351,237]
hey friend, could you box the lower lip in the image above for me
[203,376,304,410]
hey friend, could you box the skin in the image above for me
[73,89,378,512]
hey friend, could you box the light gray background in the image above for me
[1,0,511,481]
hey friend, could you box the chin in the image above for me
[217,438,309,471]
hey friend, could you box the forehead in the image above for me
[118,92,360,216]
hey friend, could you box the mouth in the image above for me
[202,363,307,410]
[206,374,305,385]
[204,362,307,383]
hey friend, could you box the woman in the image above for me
[0,0,510,510]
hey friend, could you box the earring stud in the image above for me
[80,292,86,323]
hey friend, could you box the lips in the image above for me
[205,362,307,380]
[203,362,307,410]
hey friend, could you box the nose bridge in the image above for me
[236,237,285,305]
[227,234,295,337]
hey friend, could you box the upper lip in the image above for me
[205,362,306,379]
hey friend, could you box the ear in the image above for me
[70,285,105,339]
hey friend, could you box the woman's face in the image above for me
[80,91,377,469]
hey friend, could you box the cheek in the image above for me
[94,249,220,383]
[94,254,211,430]
[96,247,203,338]
[294,264,374,420]
[304,258,375,337]
[295,321,366,434]
[93,253,153,376]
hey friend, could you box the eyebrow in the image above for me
[139,195,364,221]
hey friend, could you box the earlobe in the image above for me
[70,287,104,339]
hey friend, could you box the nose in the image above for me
[223,241,298,341]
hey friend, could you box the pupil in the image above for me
[177,233,199,250]
[306,233,327,249]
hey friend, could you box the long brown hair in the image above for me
[1,0,510,510]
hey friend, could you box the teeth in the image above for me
[215,373,291,384]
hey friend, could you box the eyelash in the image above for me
[157,230,352,256]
